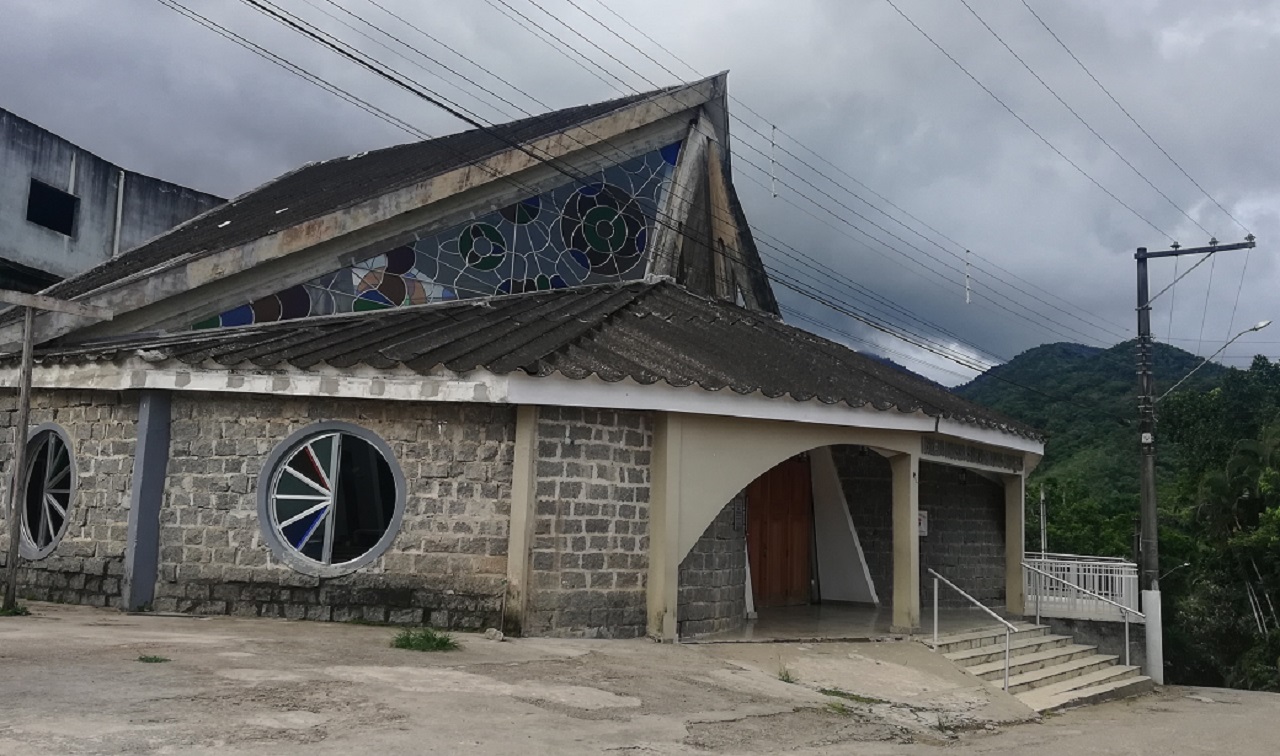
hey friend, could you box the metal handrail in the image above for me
[928,568,1017,691]
[1023,561,1145,666]
[1026,551,1134,563]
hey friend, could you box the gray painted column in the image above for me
[122,390,171,611]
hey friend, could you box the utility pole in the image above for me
[1135,236,1255,684]
[0,290,112,612]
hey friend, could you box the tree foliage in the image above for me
[958,344,1280,689]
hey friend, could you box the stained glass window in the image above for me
[259,423,404,576]
[22,426,75,560]
[195,141,682,328]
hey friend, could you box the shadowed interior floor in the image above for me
[688,603,1011,642]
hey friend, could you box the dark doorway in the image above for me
[746,455,814,608]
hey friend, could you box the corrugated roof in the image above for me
[35,88,670,303]
[28,280,1040,441]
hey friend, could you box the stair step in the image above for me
[928,623,1047,653]
[945,634,1072,666]
[1013,663,1140,699]
[1018,671,1154,713]
[1004,654,1118,693]
[969,644,1098,680]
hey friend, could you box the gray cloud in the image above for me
[3,0,1277,385]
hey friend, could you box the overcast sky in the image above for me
[3,0,1277,385]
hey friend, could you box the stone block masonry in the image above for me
[524,407,652,638]
[678,493,746,638]
[919,463,1006,610]
[154,393,515,629]
[0,390,138,607]
[832,446,1006,611]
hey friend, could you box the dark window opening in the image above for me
[26,179,79,236]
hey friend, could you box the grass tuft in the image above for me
[777,665,797,684]
[0,604,31,617]
[137,655,171,663]
[392,627,460,652]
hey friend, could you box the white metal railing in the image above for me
[928,568,1017,691]
[1024,552,1141,623]
[1023,562,1145,666]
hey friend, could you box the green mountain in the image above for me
[957,342,1280,689]
[954,340,1227,556]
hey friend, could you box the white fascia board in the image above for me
[933,416,1044,455]
[0,359,508,405]
[5,359,1042,455]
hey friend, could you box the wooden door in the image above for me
[746,455,814,608]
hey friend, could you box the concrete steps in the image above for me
[929,623,1153,713]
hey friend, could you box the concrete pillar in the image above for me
[647,412,683,641]
[1005,473,1026,616]
[502,405,539,635]
[890,451,920,632]
[122,390,170,611]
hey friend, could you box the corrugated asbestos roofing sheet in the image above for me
[35,89,662,303]
[31,281,1041,441]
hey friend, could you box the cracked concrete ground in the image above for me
[0,603,1277,754]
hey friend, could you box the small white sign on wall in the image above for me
[918,510,929,537]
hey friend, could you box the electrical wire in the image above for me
[956,0,1212,238]
[585,0,1135,343]
[187,0,1017,380]
[163,0,1152,417]
[880,0,1176,243]
[1016,0,1252,237]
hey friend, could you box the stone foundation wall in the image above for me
[154,394,515,628]
[677,493,746,638]
[524,407,652,638]
[0,390,137,607]
[832,446,1006,610]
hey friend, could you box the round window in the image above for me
[257,422,405,576]
[21,424,76,560]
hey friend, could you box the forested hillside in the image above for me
[955,340,1223,556]
[955,342,1280,690]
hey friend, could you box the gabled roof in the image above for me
[36,88,671,303]
[25,280,1040,441]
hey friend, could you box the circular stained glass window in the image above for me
[258,423,405,577]
[21,425,76,560]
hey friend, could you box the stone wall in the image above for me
[919,463,1006,609]
[154,393,515,628]
[1041,617,1146,672]
[831,446,1007,610]
[0,390,137,606]
[833,446,893,605]
[524,407,652,638]
[677,493,746,638]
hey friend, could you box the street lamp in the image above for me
[1157,320,1272,402]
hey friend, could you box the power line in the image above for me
[193,0,1019,383]
[154,0,430,140]
[505,0,1129,349]
[168,0,991,378]
[956,0,1212,238]
[490,0,1153,376]
[1016,0,1252,236]
[586,0,1135,343]
[172,0,1150,416]
[880,0,1176,243]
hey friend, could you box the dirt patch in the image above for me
[684,707,917,752]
